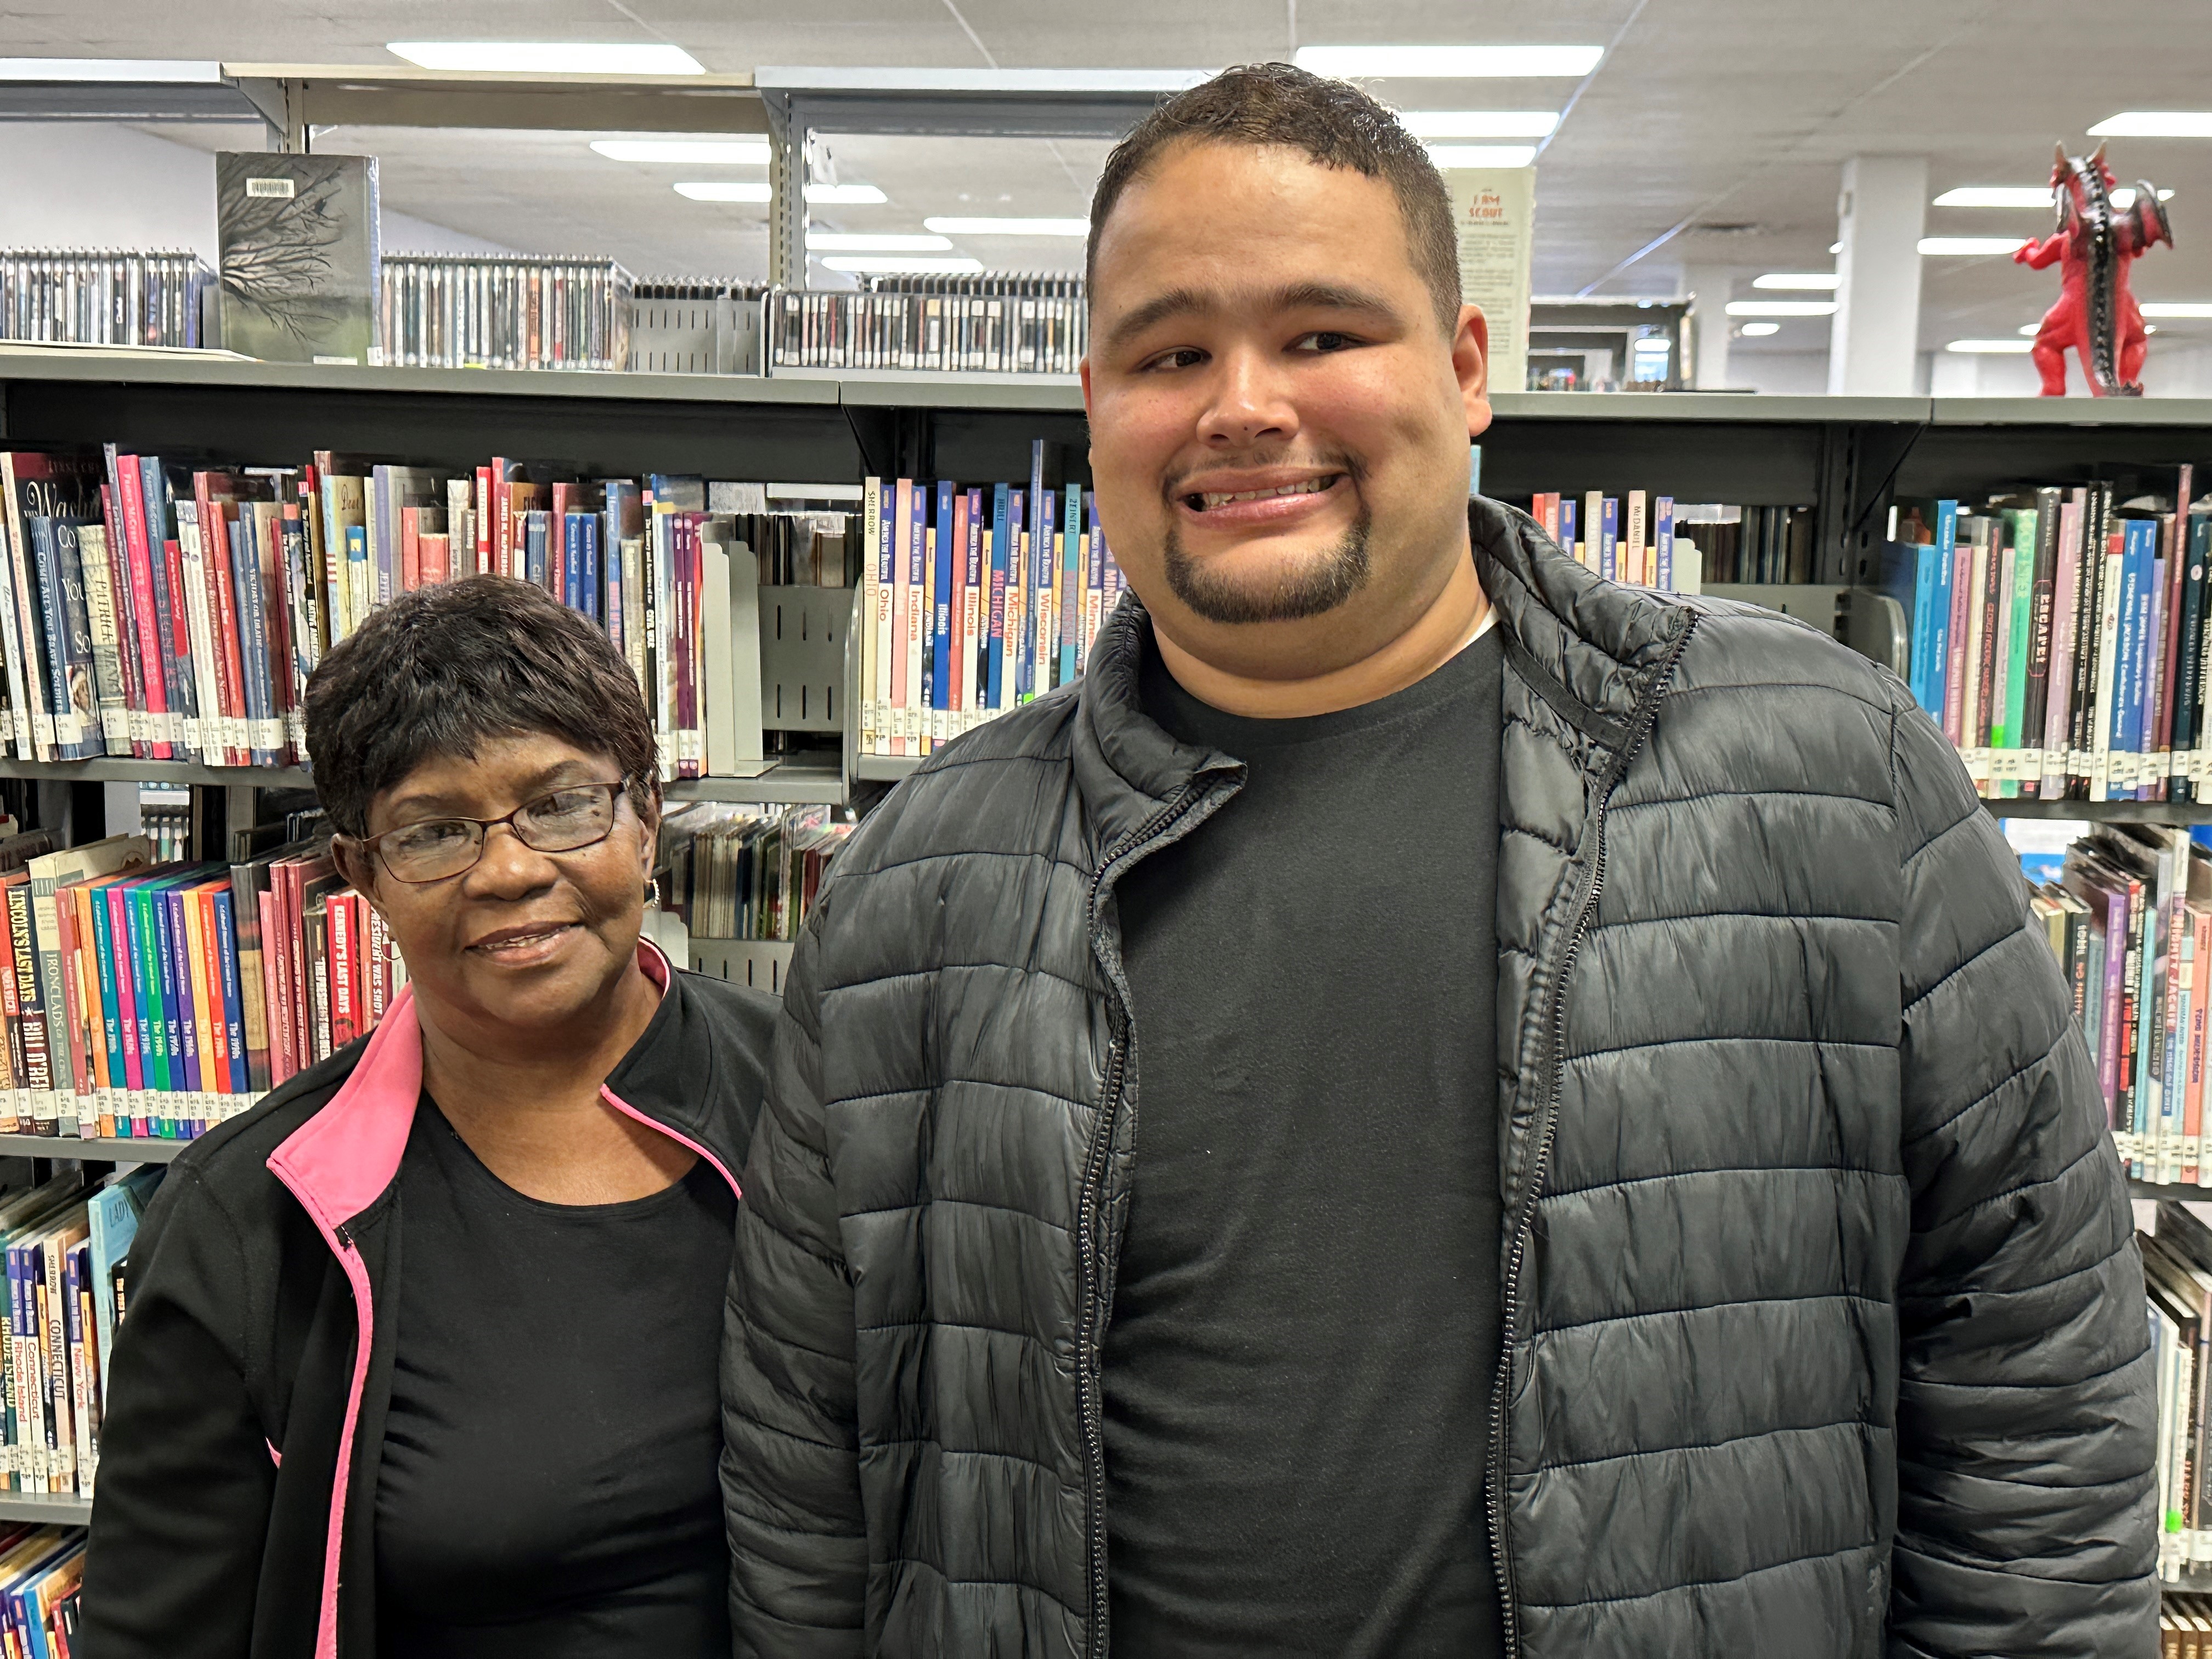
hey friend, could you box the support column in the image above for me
[1684,264,1736,389]
[1826,155,1927,396]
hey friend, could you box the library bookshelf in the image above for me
[4,353,2210,1581]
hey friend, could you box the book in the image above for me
[213,153,380,366]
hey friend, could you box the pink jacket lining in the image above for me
[263,939,733,1659]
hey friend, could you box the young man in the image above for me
[721,64,2156,1658]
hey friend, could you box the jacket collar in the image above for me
[1071,494,1692,822]
[264,939,711,1232]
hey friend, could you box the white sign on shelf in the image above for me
[1443,167,1536,397]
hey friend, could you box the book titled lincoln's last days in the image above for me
[214,153,380,365]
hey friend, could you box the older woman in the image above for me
[83,576,775,1658]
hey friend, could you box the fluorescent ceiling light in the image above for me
[2090,112,2212,137]
[2018,323,2041,335]
[1725,300,1837,317]
[1752,272,1839,290]
[1736,322,1780,336]
[388,42,704,74]
[924,216,1088,236]
[1398,110,1558,138]
[591,138,768,163]
[1934,186,2052,207]
[808,233,952,252]
[1295,44,1604,78]
[1934,183,2172,208]
[676,180,771,202]
[2140,303,2212,318]
[1917,236,2028,256]
[819,256,985,275]
[1426,144,1537,168]
[1946,338,2034,353]
[0,58,222,81]
[675,181,888,205]
[1829,241,1842,253]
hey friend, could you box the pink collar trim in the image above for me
[268,938,675,1231]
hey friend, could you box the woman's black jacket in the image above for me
[81,944,772,1658]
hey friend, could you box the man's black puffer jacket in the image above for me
[721,497,2157,1657]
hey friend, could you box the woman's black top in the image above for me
[373,1095,737,1657]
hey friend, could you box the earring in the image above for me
[645,876,662,907]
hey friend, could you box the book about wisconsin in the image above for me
[214,153,380,365]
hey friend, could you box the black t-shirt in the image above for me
[1104,624,1505,1659]
[374,1096,737,1658]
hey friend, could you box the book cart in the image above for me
[2,350,2209,1550]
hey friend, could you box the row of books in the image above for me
[377,255,634,373]
[0,446,870,778]
[2163,1595,2212,1655]
[1529,492,1696,591]
[1528,493,1812,590]
[659,804,853,942]
[0,829,410,1142]
[0,252,209,352]
[857,447,1128,758]
[0,1527,87,1653]
[0,1165,161,1502]
[2137,1201,2212,1581]
[2037,823,2210,1182]
[768,279,1086,375]
[1891,471,2210,801]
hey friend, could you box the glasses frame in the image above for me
[353,776,635,885]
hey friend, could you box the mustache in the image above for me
[1159,449,1367,505]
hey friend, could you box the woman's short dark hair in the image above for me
[1087,63,1463,332]
[305,575,659,837]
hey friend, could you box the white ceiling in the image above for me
[9,0,2211,364]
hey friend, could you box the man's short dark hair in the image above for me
[1087,63,1463,331]
[305,575,658,837]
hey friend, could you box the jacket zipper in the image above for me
[1076,783,1205,1659]
[1484,615,1698,1657]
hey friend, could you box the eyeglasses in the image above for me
[358,780,633,884]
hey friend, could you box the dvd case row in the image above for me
[1890,469,2209,802]
[856,446,1128,758]
[0,252,210,352]
[769,283,1086,375]
[377,255,634,373]
[2137,1201,2212,1583]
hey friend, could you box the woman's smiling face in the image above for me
[337,731,656,1046]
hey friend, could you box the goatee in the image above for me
[1160,503,1373,625]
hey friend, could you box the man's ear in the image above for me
[1457,303,1493,439]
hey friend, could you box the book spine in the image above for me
[2,473,57,761]
[988,485,1010,711]
[2041,496,2083,797]
[326,893,357,1051]
[906,492,927,740]
[77,526,130,755]
[26,519,80,760]
[933,482,954,746]
[212,891,249,1102]
[8,886,49,1133]
[860,476,881,754]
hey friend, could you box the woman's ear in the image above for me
[331,837,381,909]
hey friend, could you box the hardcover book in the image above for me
[214,153,380,366]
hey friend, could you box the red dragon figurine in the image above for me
[2015,142,2174,396]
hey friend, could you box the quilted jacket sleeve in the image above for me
[722,890,868,1659]
[1887,700,2159,1656]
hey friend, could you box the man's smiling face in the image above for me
[1082,139,1491,683]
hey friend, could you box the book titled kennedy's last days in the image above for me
[214,153,380,365]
